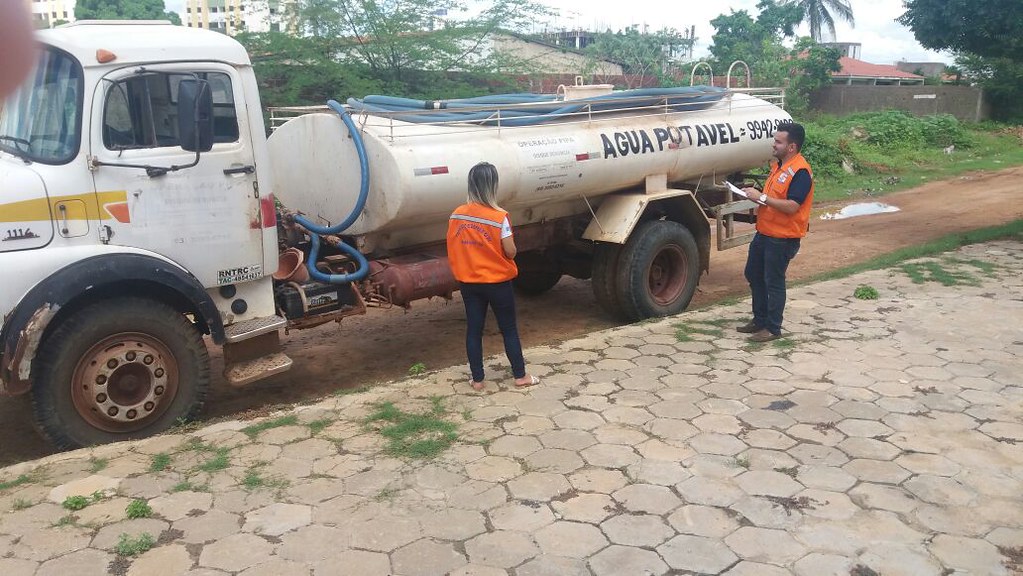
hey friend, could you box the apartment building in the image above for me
[184,0,294,35]
[26,0,76,28]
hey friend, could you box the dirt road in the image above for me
[3,167,1022,466]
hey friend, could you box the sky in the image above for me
[164,0,950,66]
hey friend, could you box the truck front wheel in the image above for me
[614,220,699,321]
[31,298,210,449]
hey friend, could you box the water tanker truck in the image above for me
[0,22,791,448]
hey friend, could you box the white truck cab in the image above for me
[0,22,290,448]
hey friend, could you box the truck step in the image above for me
[223,352,293,387]
[224,315,287,343]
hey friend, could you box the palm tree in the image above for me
[786,0,855,42]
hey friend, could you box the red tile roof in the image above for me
[832,56,924,79]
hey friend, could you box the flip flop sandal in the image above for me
[514,375,541,388]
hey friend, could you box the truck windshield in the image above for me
[0,46,83,165]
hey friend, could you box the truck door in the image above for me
[88,64,264,288]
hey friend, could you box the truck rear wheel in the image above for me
[514,251,562,296]
[614,220,699,321]
[31,298,210,449]
[592,242,626,319]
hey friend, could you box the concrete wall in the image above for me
[810,85,989,122]
[492,35,623,76]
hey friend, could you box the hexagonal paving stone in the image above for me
[507,472,572,501]
[199,533,275,572]
[668,504,742,538]
[735,470,804,498]
[516,555,589,576]
[315,550,391,576]
[551,493,617,524]
[419,508,487,541]
[465,456,523,482]
[795,489,859,521]
[278,525,352,562]
[488,435,543,458]
[588,545,668,576]
[535,521,609,557]
[538,430,597,451]
[657,534,738,574]
[836,419,895,438]
[843,459,912,484]
[35,549,113,576]
[929,534,1008,574]
[350,516,421,552]
[894,453,961,477]
[904,475,976,506]
[789,444,849,467]
[552,410,606,430]
[688,432,749,456]
[581,444,641,468]
[729,496,803,530]
[600,514,674,547]
[243,503,312,536]
[857,543,944,576]
[391,539,467,576]
[524,449,585,474]
[593,424,650,446]
[626,460,690,486]
[489,501,556,532]
[793,552,853,576]
[675,476,744,507]
[465,531,539,568]
[612,484,681,515]
[837,437,902,460]
[568,468,629,494]
[725,526,807,565]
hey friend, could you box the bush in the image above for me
[801,123,848,178]
[862,110,924,149]
[920,114,974,148]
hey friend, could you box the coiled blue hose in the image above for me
[347,86,727,126]
[294,99,370,283]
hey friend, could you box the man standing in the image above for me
[737,122,814,342]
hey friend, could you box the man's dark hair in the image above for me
[777,122,805,151]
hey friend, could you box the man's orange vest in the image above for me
[446,203,518,284]
[756,152,815,239]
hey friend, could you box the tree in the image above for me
[955,53,1023,121]
[708,0,802,85]
[898,0,1023,61]
[294,0,552,89]
[583,26,697,88]
[75,0,181,25]
[784,0,853,42]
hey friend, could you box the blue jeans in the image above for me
[460,280,526,382]
[744,233,801,335]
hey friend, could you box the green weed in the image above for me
[115,532,155,557]
[334,385,370,397]
[307,418,333,435]
[62,495,91,511]
[12,498,33,511]
[125,499,152,519]
[0,474,33,491]
[197,448,232,472]
[149,453,172,473]
[88,458,108,473]
[900,261,980,286]
[241,415,299,439]
[408,362,427,377]
[364,400,458,459]
[853,285,879,300]
[53,514,77,527]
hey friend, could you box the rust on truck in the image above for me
[1,304,59,396]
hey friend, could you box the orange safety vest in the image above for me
[446,203,518,284]
[756,152,815,239]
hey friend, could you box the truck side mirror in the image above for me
[177,78,214,153]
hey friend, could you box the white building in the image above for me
[26,0,76,28]
[184,0,295,35]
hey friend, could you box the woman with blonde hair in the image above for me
[446,162,539,392]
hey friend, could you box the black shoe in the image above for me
[748,329,782,343]
[736,321,761,334]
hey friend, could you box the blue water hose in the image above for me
[294,99,370,283]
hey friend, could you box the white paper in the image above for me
[726,181,765,204]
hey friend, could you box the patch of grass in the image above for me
[241,414,299,439]
[773,337,797,350]
[334,385,370,397]
[462,408,473,422]
[900,261,980,286]
[197,448,231,472]
[374,486,401,502]
[734,455,751,469]
[798,220,1023,286]
[364,400,458,459]
[12,498,33,511]
[408,362,427,377]
[853,285,879,300]
[115,532,155,557]
[673,322,725,342]
[170,481,204,493]
[53,514,77,527]
[62,495,91,511]
[88,457,108,473]
[149,453,171,473]
[125,499,152,519]
[0,474,33,491]
[307,418,333,435]
[947,256,999,276]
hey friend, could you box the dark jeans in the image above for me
[744,233,801,335]
[460,280,526,382]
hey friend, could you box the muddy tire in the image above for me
[514,251,562,296]
[591,242,626,319]
[614,220,699,322]
[31,298,210,450]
